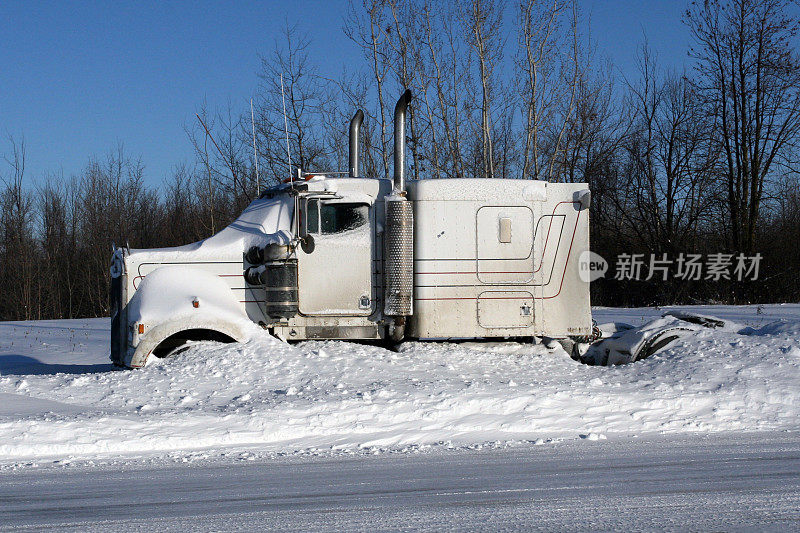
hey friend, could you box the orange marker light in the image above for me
[137,323,144,334]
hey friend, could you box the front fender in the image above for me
[127,315,250,368]
[123,266,255,368]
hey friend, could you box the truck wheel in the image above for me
[152,329,236,358]
[388,321,405,343]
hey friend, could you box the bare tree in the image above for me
[256,23,332,181]
[383,0,425,179]
[417,1,470,177]
[517,0,571,179]
[346,0,393,177]
[0,136,36,319]
[463,0,504,178]
[38,178,69,318]
[617,45,717,253]
[544,0,582,181]
[185,102,218,234]
[685,0,800,253]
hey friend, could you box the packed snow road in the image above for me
[2,432,798,531]
[0,305,799,464]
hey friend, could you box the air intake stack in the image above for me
[384,90,414,340]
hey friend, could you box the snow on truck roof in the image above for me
[262,175,585,203]
[260,176,390,198]
[407,179,589,202]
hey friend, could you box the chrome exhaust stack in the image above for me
[392,89,412,194]
[384,90,414,340]
[348,109,364,178]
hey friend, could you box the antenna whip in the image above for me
[250,98,260,196]
[280,74,292,184]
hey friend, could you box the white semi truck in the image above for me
[110,90,594,368]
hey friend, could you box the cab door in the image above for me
[297,198,373,315]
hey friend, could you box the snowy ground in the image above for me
[0,304,799,466]
[2,304,799,529]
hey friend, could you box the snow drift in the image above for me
[0,305,799,463]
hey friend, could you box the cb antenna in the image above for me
[250,98,260,196]
[280,73,292,184]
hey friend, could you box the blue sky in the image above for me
[0,1,691,188]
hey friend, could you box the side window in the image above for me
[306,199,319,234]
[320,203,369,234]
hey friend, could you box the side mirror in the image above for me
[297,198,314,253]
[299,197,320,238]
[301,234,315,254]
[299,198,309,238]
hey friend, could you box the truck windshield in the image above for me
[306,201,368,234]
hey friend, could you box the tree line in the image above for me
[1,0,799,321]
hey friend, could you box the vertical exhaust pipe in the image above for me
[348,109,364,178]
[384,90,414,341]
[393,89,412,193]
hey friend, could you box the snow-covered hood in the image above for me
[127,195,294,262]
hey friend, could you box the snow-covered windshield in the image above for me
[306,201,369,235]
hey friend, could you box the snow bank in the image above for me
[0,305,799,463]
[584,312,744,365]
